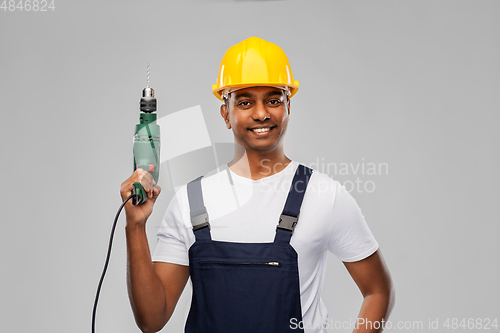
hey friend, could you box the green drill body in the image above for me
[132,78,160,205]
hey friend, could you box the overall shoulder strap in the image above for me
[186,176,211,241]
[274,164,313,244]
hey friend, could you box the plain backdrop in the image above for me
[1,0,499,332]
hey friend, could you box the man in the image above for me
[121,37,394,333]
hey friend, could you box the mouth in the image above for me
[248,126,276,136]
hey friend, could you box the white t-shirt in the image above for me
[152,160,379,332]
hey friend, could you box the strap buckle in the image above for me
[276,213,300,233]
[191,212,210,231]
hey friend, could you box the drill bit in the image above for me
[141,63,156,112]
[143,62,154,98]
[147,62,150,89]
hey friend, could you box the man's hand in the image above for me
[120,168,161,227]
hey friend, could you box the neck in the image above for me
[228,144,292,180]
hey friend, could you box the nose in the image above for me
[251,101,270,121]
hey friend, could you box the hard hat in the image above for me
[212,37,299,101]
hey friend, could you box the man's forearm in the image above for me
[353,290,395,333]
[126,224,167,332]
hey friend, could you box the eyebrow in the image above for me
[234,90,284,100]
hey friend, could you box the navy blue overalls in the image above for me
[184,164,313,333]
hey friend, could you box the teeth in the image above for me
[252,127,271,133]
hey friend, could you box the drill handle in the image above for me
[132,182,147,206]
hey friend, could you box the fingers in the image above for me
[151,185,162,202]
[120,168,157,201]
[119,169,161,228]
[137,169,155,199]
[136,184,162,216]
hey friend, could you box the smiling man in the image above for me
[221,86,292,179]
[121,37,395,333]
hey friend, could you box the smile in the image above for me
[249,126,276,135]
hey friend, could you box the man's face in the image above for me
[221,86,290,153]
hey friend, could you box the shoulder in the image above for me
[300,162,342,203]
[298,162,366,220]
[171,165,231,215]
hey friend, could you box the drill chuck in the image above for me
[140,87,157,113]
[143,87,154,98]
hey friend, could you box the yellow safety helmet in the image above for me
[212,37,299,101]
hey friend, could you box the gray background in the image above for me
[1,0,499,332]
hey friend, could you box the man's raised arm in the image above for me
[121,169,189,332]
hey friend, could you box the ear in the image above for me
[220,104,231,129]
[287,97,291,115]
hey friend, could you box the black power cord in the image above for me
[92,194,134,333]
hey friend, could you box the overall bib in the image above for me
[184,164,313,333]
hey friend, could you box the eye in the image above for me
[268,99,282,106]
[237,100,252,107]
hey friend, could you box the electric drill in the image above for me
[132,65,160,205]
